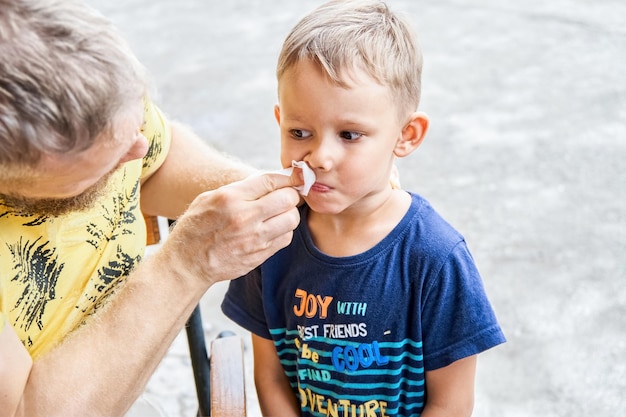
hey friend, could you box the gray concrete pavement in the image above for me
[88,0,626,415]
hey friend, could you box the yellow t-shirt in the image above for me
[0,100,171,359]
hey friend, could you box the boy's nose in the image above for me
[305,136,336,171]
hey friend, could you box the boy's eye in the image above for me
[289,129,312,139]
[339,131,362,141]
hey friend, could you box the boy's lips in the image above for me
[310,182,332,193]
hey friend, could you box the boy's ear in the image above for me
[274,104,281,125]
[394,111,429,158]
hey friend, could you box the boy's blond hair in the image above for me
[276,0,423,117]
[0,0,147,168]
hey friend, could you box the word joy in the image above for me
[293,289,333,319]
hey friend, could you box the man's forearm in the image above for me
[21,250,208,417]
[16,171,301,416]
[0,315,32,417]
[140,122,255,219]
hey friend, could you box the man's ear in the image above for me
[394,111,429,158]
[274,104,281,125]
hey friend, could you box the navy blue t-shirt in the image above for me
[222,192,505,416]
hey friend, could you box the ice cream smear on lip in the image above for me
[275,160,316,196]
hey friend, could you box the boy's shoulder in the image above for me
[407,191,462,234]
[405,191,467,255]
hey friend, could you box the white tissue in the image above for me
[275,160,316,196]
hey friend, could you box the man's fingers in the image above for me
[261,205,300,242]
[164,172,304,285]
[230,172,304,202]
[255,185,301,223]
[222,173,302,222]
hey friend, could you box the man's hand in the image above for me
[158,172,303,285]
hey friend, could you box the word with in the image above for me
[337,301,367,316]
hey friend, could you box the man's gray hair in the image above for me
[0,0,147,168]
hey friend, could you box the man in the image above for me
[0,1,301,415]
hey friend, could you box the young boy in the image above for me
[222,1,505,415]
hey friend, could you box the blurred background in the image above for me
[86,1,626,416]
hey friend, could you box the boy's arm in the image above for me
[421,355,477,417]
[251,334,300,417]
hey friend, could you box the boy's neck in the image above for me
[307,189,411,257]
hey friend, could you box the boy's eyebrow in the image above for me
[280,111,311,124]
[334,116,375,129]
[280,116,308,126]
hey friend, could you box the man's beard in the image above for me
[0,168,118,218]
